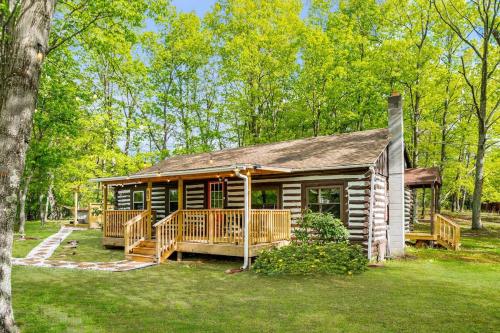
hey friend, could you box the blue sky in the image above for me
[172,0,217,15]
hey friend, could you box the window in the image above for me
[252,189,279,209]
[132,190,145,210]
[209,182,224,209]
[306,186,342,218]
[168,189,178,213]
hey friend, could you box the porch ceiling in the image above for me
[90,164,291,185]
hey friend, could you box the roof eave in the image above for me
[90,164,292,183]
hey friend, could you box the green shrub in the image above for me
[253,243,368,275]
[294,211,349,244]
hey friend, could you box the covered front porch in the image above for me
[96,165,293,263]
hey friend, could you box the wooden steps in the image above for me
[126,239,157,263]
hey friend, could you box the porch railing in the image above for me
[154,211,181,262]
[434,213,460,250]
[124,211,150,254]
[104,210,145,237]
[179,209,291,245]
[153,209,291,262]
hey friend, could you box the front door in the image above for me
[208,181,224,209]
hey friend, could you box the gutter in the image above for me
[367,166,375,261]
[234,168,250,270]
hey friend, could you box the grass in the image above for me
[11,215,500,332]
[12,221,63,258]
[50,229,124,262]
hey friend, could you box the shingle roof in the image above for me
[136,128,390,175]
[405,167,442,187]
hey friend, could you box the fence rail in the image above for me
[124,211,150,254]
[434,214,461,250]
[104,210,145,237]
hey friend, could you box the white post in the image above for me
[234,168,250,269]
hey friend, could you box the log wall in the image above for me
[185,183,205,209]
[404,187,413,232]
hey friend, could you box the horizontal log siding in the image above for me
[226,180,244,208]
[347,178,370,249]
[371,174,388,259]
[185,183,205,209]
[404,187,413,232]
[282,183,302,227]
[115,188,131,210]
[152,185,167,222]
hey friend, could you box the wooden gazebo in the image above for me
[404,167,460,250]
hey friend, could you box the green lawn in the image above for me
[11,218,500,332]
[50,229,124,262]
[12,221,63,258]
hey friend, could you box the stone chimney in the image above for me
[387,93,405,256]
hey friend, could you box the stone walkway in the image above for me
[13,226,154,272]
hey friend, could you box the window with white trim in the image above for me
[132,190,145,210]
[306,186,342,218]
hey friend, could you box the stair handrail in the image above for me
[434,213,461,250]
[124,210,149,254]
[154,210,180,263]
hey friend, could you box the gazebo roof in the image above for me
[405,167,441,188]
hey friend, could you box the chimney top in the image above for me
[391,91,400,97]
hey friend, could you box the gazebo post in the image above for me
[103,184,108,232]
[430,182,435,235]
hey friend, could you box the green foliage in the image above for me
[253,243,368,275]
[294,211,350,244]
[22,0,498,220]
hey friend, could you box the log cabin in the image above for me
[92,93,460,264]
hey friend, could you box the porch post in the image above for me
[103,184,108,234]
[178,178,184,246]
[147,181,152,239]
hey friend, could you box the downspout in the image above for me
[234,168,250,270]
[367,166,375,261]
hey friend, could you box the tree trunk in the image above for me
[17,173,32,236]
[471,49,489,229]
[0,1,56,331]
[39,193,46,226]
[44,174,54,222]
[471,128,486,229]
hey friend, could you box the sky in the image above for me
[172,0,217,16]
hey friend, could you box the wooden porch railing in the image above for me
[104,210,145,237]
[179,209,291,245]
[434,213,460,250]
[154,211,181,262]
[124,211,150,254]
[153,209,291,262]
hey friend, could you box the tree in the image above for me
[434,0,499,229]
[207,0,303,145]
[0,1,56,331]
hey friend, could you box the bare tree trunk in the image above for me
[17,173,32,236]
[0,1,56,331]
[44,173,54,222]
[39,193,46,226]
